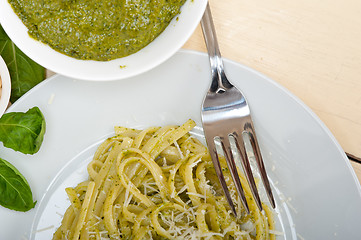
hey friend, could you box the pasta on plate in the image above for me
[53,119,275,240]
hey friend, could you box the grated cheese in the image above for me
[36,225,54,233]
[269,229,285,235]
[173,140,184,159]
[56,211,64,217]
[48,93,55,105]
[297,232,306,240]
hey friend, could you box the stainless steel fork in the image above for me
[200,3,275,216]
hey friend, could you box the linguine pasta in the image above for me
[53,119,275,240]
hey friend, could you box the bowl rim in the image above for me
[0,56,11,116]
[0,0,208,81]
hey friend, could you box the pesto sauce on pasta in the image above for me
[53,120,275,239]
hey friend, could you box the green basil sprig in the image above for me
[0,24,45,102]
[0,107,45,154]
[0,158,36,211]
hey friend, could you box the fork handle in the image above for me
[201,3,233,93]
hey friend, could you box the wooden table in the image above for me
[183,0,361,184]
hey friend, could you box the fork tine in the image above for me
[248,129,276,209]
[233,132,263,212]
[219,136,250,214]
[205,135,238,217]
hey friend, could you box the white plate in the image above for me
[0,0,207,81]
[0,50,360,239]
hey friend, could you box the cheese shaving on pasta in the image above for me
[53,119,275,240]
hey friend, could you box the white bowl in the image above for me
[0,56,11,117]
[0,0,207,81]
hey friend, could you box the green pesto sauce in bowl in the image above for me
[8,0,186,61]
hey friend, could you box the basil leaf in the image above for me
[0,107,46,154]
[0,24,45,102]
[0,158,36,211]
